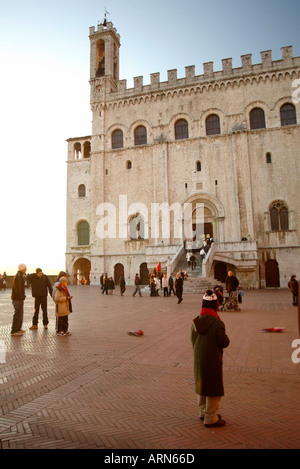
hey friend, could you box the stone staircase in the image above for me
[176,251,225,295]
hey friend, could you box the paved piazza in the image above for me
[0,285,299,449]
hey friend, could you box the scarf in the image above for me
[200,307,220,320]
[57,284,73,312]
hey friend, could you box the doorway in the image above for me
[265,259,280,287]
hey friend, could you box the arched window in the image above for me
[128,214,145,239]
[83,141,91,158]
[74,142,82,160]
[270,201,289,231]
[175,119,189,140]
[266,152,272,164]
[196,161,201,172]
[77,221,90,246]
[134,126,147,146]
[250,107,266,130]
[78,184,86,198]
[112,129,124,149]
[280,103,297,126]
[205,114,220,136]
[126,160,132,169]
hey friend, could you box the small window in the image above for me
[250,107,266,130]
[175,119,189,140]
[112,129,124,149]
[78,184,86,197]
[266,152,272,164]
[134,126,147,146]
[270,201,289,231]
[126,161,132,169]
[206,114,220,136]
[77,221,90,245]
[280,103,297,126]
[196,161,201,172]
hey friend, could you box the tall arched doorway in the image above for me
[183,194,225,244]
[114,263,124,285]
[265,259,280,287]
[72,258,91,285]
[140,263,149,285]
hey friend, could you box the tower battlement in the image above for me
[114,46,299,98]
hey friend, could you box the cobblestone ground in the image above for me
[0,285,299,449]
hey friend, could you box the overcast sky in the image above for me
[0,0,299,275]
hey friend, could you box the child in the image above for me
[54,276,72,336]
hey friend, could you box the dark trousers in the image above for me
[176,288,183,303]
[11,300,24,333]
[57,315,68,333]
[168,285,175,296]
[32,296,48,326]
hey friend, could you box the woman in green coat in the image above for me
[191,290,230,427]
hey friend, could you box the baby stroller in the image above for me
[220,290,242,311]
[213,285,224,307]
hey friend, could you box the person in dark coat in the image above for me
[175,272,183,304]
[28,268,53,330]
[119,275,126,296]
[191,290,230,427]
[288,275,298,306]
[225,271,239,293]
[11,264,27,336]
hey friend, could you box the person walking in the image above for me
[102,273,109,295]
[288,275,298,306]
[11,264,27,336]
[191,290,230,427]
[119,275,126,296]
[29,268,53,330]
[162,274,168,297]
[54,276,72,336]
[225,271,239,293]
[132,273,142,297]
[108,277,115,295]
[175,272,183,304]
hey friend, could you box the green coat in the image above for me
[191,314,230,397]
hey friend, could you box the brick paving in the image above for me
[0,284,299,449]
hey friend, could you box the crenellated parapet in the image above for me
[106,46,299,102]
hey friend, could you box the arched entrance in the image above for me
[265,259,280,287]
[140,263,149,285]
[214,262,227,282]
[114,263,124,285]
[72,258,91,285]
[183,193,225,244]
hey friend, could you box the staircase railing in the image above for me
[167,243,185,277]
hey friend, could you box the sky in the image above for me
[0,0,299,275]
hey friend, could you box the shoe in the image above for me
[11,331,23,336]
[64,331,71,336]
[204,416,226,427]
[57,331,66,336]
[30,325,38,330]
[200,414,221,421]
[43,325,48,330]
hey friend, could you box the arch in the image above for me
[214,262,227,282]
[249,107,266,130]
[83,141,91,158]
[182,193,225,242]
[265,259,280,288]
[140,263,149,285]
[77,220,90,246]
[72,258,91,285]
[175,118,189,140]
[114,263,124,285]
[73,142,82,160]
[96,39,105,77]
[205,114,221,135]
[112,129,124,149]
[78,184,86,198]
[280,102,297,126]
[134,125,147,145]
[269,200,289,231]
[128,213,146,239]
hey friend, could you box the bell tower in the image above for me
[89,18,121,100]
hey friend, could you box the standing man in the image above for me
[11,264,27,336]
[175,272,183,304]
[288,275,298,306]
[225,271,239,294]
[132,273,142,297]
[29,268,53,330]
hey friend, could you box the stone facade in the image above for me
[66,21,300,288]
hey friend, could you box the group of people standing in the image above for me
[10,265,72,337]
